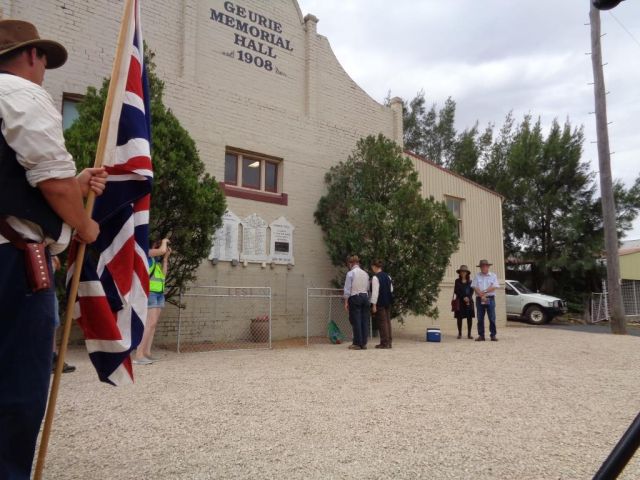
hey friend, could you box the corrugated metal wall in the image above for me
[620,251,640,281]
[398,153,507,337]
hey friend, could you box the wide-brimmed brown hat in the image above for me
[477,259,493,267]
[456,265,471,274]
[0,20,67,69]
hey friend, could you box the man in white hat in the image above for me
[471,259,500,341]
[0,19,107,478]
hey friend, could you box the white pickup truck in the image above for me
[505,280,568,325]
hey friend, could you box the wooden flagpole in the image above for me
[34,0,136,477]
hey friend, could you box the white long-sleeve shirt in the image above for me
[343,264,370,298]
[0,73,76,253]
[471,271,499,296]
[370,274,394,305]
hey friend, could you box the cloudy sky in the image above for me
[298,0,640,240]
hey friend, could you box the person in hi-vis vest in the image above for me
[134,238,171,365]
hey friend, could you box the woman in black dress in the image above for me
[453,265,475,339]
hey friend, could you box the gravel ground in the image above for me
[40,325,640,480]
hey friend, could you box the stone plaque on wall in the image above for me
[240,213,269,262]
[270,216,294,265]
[209,210,240,261]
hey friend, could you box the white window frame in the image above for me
[224,149,282,194]
[445,195,463,239]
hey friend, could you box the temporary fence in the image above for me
[306,288,351,345]
[622,280,640,318]
[305,288,375,345]
[590,293,609,324]
[161,286,272,352]
[590,280,640,323]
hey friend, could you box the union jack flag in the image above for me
[67,0,152,385]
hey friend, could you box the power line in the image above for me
[608,11,640,50]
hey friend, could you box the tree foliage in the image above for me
[396,90,640,308]
[401,90,457,165]
[64,49,226,300]
[314,134,459,319]
[486,117,602,299]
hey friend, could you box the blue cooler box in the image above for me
[426,328,441,342]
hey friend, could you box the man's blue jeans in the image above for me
[476,296,497,338]
[0,244,55,479]
[348,293,370,348]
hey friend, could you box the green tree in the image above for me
[482,114,640,307]
[505,117,595,292]
[447,123,493,182]
[314,134,459,319]
[64,49,226,300]
[401,91,457,165]
[391,87,640,310]
[613,176,640,234]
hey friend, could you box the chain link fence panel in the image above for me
[157,286,272,352]
[590,280,640,323]
[622,280,640,318]
[305,288,354,345]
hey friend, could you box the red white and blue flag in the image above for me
[67,0,152,385]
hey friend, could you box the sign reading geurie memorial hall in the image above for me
[209,1,293,75]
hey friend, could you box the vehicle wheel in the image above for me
[525,305,547,325]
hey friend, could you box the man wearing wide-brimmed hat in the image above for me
[471,259,500,341]
[0,19,107,479]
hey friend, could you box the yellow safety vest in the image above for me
[149,258,165,293]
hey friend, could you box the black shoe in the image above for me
[457,334,462,339]
[63,362,76,373]
[490,336,498,342]
[52,354,77,374]
[361,345,367,350]
[475,336,485,342]
[375,344,384,349]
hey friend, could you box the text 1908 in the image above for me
[238,50,273,72]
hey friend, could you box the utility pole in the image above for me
[589,3,627,334]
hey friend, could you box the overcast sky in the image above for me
[298,0,640,240]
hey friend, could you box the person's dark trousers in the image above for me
[476,296,497,338]
[376,306,392,347]
[347,296,358,346]
[348,293,370,348]
[456,317,473,337]
[0,244,55,479]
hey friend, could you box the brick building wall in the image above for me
[1,0,505,342]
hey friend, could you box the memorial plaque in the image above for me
[269,216,294,265]
[209,210,240,262]
[240,213,269,262]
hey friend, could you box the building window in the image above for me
[62,93,83,131]
[221,148,287,204]
[445,196,463,238]
[223,149,281,194]
[242,157,261,189]
[224,153,238,185]
[265,161,278,193]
